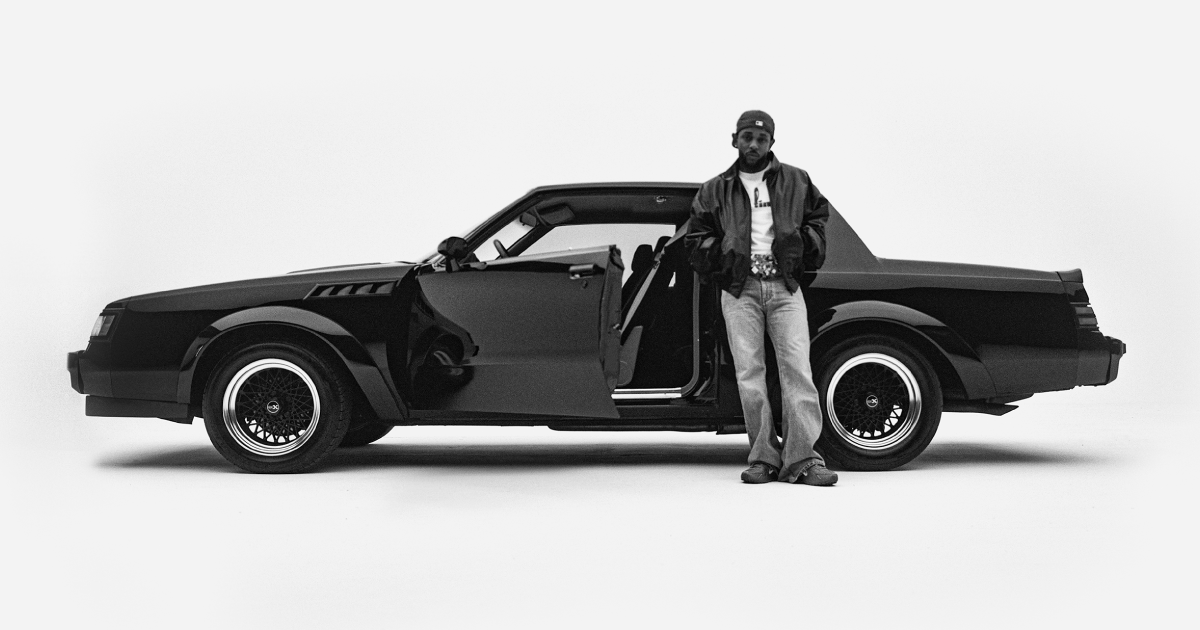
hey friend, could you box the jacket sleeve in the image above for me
[802,177,831,270]
[685,187,721,274]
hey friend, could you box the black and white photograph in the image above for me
[2,1,1195,627]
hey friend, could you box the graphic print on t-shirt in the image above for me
[753,187,770,208]
[739,170,774,255]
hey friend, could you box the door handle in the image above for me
[569,263,601,279]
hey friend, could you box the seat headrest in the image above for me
[631,243,654,274]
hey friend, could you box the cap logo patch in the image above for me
[755,121,763,126]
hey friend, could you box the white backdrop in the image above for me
[1,1,1196,627]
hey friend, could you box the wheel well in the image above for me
[810,320,967,400]
[189,324,372,418]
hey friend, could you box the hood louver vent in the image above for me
[306,281,395,299]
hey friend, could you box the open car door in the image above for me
[410,245,623,418]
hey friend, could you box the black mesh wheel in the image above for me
[223,358,320,456]
[815,335,942,471]
[203,342,352,473]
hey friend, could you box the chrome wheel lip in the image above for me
[222,358,321,457]
[826,352,922,452]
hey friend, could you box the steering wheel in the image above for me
[493,239,510,259]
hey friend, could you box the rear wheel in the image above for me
[203,342,352,473]
[814,335,942,471]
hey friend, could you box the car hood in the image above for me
[111,262,419,313]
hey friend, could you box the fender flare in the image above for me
[177,306,406,420]
[811,300,997,400]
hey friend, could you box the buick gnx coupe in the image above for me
[68,183,1125,473]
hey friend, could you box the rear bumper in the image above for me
[1105,336,1126,384]
[1078,335,1126,386]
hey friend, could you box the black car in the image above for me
[68,183,1126,473]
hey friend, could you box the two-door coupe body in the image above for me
[68,183,1125,473]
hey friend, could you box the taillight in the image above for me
[1058,270,1098,331]
[1073,305,1098,330]
[90,312,118,339]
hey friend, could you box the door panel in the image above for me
[410,246,622,418]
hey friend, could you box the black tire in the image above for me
[202,342,352,473]
[339,419,393,448]
[814,335,942,471]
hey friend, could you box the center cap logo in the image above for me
[266,401,281,414]
[865,395,879,409]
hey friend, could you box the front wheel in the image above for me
[203,342,352,473]
[814,335,942,471]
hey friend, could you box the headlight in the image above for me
[90,314,116,338]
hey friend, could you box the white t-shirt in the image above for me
[739,169,774,255]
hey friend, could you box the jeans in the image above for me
[721,277,824,482]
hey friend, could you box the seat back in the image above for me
[621,235,675,338]
[621,243,655,308]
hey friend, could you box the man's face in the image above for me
[733,128,774,168]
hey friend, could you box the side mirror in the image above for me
[438,236,469,259]
[437,236,470,271]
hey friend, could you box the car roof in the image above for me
[527,181,700,194]
[460,181,877,269]
[523,183,700,225]
[524,182,877,270]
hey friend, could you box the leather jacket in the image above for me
[685,153,831,297]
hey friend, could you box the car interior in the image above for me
[473,190,704,397]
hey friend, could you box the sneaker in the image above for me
[741,462,779,484]
[795,463,838,486]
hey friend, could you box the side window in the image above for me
[521,223,676,282]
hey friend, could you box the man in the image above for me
[686,110,838,486]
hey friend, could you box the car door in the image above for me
[410,245,623,418]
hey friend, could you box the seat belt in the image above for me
[621,224,688,334]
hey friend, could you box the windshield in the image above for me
[471,217,536,261]
[419,207,535,266]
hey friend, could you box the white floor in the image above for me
[2,398,1193,629]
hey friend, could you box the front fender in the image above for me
[177,306,406,419]
[812,300,997,399]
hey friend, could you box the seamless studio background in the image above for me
[1,1,1196,628]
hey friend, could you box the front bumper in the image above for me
[85,395,192,423]
[68,350,83,394]
[68,349,111,396]
[68,350,192,422]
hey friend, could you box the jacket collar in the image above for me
[719,152,780,181]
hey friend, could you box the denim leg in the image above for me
[720,279,783,469]
[762,278,825,482]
